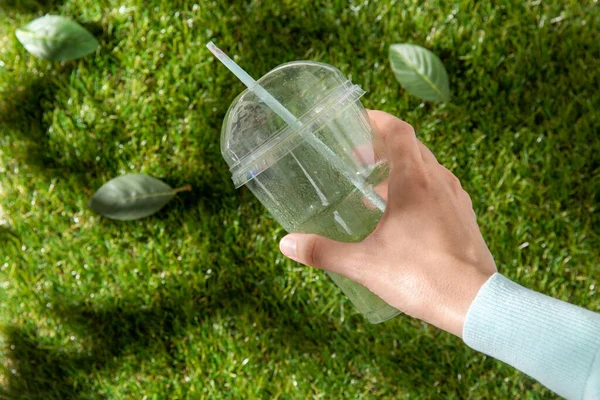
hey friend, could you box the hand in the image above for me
[278,110,497,337]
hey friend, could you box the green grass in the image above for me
[1,0,599,398]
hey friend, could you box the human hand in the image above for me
[278,110,497,337]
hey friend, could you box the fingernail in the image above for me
[279,236,297,258]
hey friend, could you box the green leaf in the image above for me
[15,15,99,61]
[89,174,191,221]
[389,44,450,102]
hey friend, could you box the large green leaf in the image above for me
[389,44,450,102]
[89,174,190,221]
[15,15,99,61]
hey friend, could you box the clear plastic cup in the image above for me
[221,61,401,324]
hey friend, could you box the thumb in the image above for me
[279,233,364,278]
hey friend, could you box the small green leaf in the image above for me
[389,44,450,102]
[89,174,191,221]
[15,15,99,61]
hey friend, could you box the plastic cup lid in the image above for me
[220,61,365,188]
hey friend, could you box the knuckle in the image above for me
[462,189,473,206]
[451,175,462,191]
[306,236,324,267]
[406,165,432,190]
[442,167,462,193]
[390,118,416,136]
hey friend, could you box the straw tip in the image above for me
[206,41,226,58]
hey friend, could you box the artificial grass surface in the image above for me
[1,0,599,398]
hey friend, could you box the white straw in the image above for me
[206,42,299,127]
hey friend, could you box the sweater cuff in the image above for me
[463,273,600,399]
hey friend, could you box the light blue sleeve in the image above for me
[462,273,600,400]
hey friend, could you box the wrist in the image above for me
[436,268,494,338]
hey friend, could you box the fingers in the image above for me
[368,110,438,167]
[367,110,397,142]
[279,234,365,278]
[367,110,422,171]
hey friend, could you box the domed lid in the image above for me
[220,61,365,187]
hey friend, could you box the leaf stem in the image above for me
[173,184,192,193]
